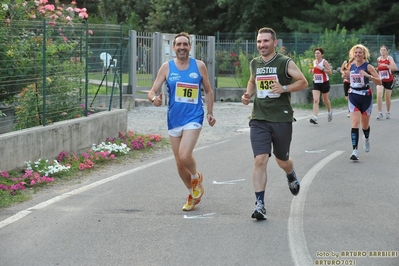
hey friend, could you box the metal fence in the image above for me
[1,22,397,134]
[0,21,217,134]
[129,31,216,105]
[215,31,396,79]
[0,20,126,134]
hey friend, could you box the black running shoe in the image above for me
[310,117,318,124]
[251,200,267,220]
[350,148,359,160]
[288,179,300,196]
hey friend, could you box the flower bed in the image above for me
[0,131,163,207]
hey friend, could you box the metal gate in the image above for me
[128,31,216,107]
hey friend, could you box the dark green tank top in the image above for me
[250,53,295,122]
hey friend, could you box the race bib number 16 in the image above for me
[175,82,199,104]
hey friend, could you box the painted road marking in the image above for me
[288,150,344,266]
[183,213,216,219]
[212,179,245,185]
[305,149,326,153]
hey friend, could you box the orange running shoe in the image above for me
[182,194,202,211]
[191,172,204,200]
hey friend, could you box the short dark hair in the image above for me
[173,32,190,46]
[257,27,276,40]
[314,47,325,54]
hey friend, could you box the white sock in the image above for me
[191,173,198,180]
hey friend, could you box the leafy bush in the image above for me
[302,27,357,67]
[1,1,95,130]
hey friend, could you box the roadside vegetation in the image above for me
[0,131,168,209]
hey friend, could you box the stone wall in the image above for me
[0,109,127,171]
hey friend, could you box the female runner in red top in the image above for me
[375,45,398,119]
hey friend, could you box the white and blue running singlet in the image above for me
[166,58,204,130]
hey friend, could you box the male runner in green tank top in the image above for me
[241,27,308,220]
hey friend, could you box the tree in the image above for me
[145,0,221,35]
[216,0,300,33]
[284,0,399,40]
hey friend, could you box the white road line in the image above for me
[288,150,344,266]
[212,179,245,185]
[0,210,32,229]
[0,139,231,229]
[305,149,326,153]
[183,213,216,219]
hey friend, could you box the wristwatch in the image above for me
[282,85,287,92]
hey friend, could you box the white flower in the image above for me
[25,161,33,170]
[25,159,70,176]
[2,4,8,11]
[92,142,131,155]
[44,160,70,176]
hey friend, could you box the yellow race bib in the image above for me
[175,82,199,104]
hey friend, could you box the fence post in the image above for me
[215,31,220,89]
[152,32,164,105]
[129,30,136,104]
[42,19,47,126]
[84,22,89,116]
[207,36,216,101]
[119,23,123,109]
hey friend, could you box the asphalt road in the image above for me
[1,101,399,266]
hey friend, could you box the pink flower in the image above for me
[23,170,33,178]
[44,4,55,11]
[78,12,88,19]
[1,171,10,178]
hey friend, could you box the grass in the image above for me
[86,73,243,93]
[217,75,242,88]
[86,73,399,107]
